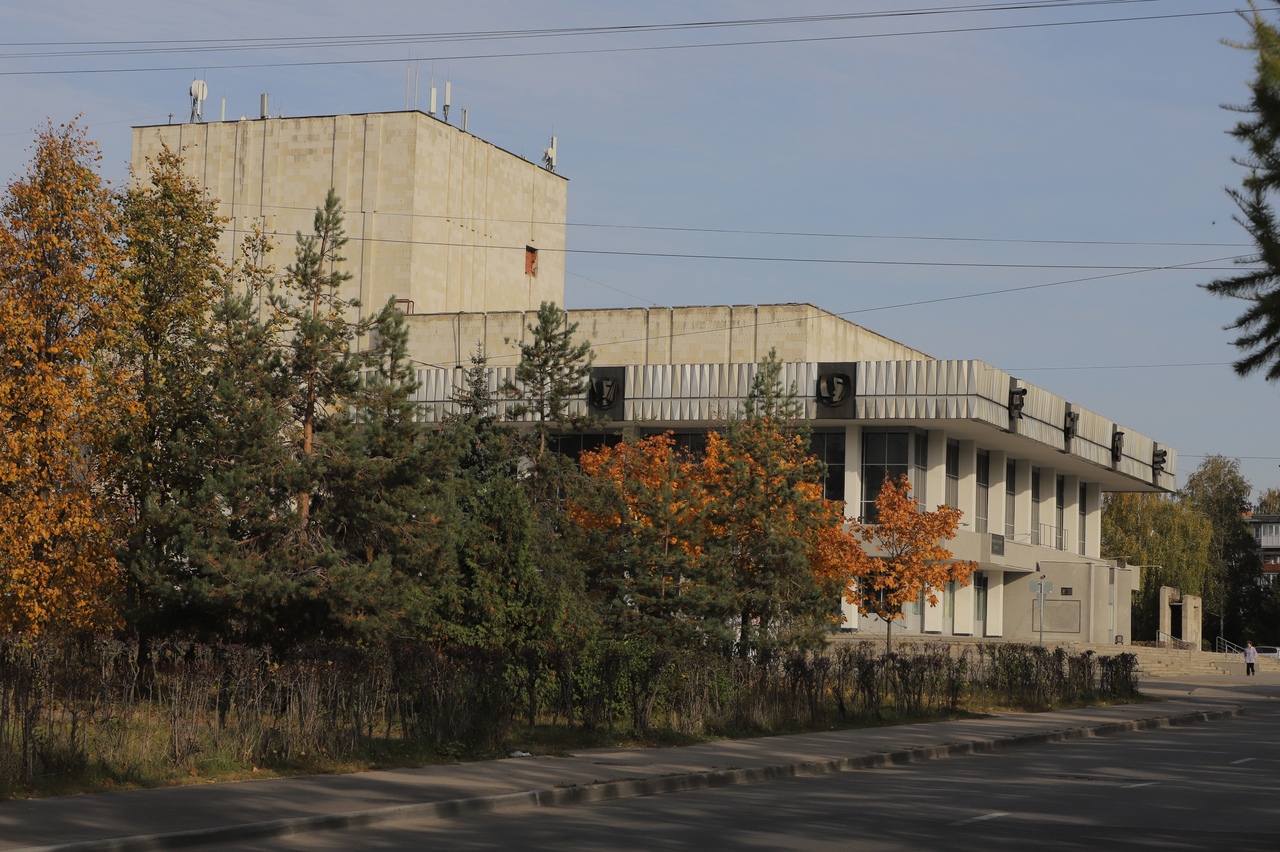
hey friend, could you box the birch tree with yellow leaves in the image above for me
[0,121,133,633]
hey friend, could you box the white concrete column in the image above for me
[989,450,1008,538]
[958,439,977,525]
[844,424,863,520]
[1062,475,1081,556]
[922,586,945,633]
[1037,466,1057,548]
[1014,460,1033,544]
[987,570,1005,637]
[926,430,948,511]
[1085,482,1102,559]
[840,582,860,631]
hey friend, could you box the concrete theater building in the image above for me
[133,104,1176,646]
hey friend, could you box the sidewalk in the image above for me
[0,695,1245,852]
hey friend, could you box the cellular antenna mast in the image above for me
[189,79,208,123]
[543,136,557,172]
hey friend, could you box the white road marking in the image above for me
[950,812,1010,826]
[1230,758,1256,765]
[1122,781,1159,789]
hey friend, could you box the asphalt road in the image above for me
[212,683,1280,851]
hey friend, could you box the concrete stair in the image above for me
[1069,642,1280,678]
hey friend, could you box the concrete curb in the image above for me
[15,707,1240,852]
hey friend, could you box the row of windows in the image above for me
[860,430,1090,554]
[552,429,1090,554]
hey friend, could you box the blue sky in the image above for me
[3,0,1278,498]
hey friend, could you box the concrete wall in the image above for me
[405,303,931,370]
[131,111,567,322]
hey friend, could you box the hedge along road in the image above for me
[5,675,1249,844]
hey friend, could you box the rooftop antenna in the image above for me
[189,79,208,123]
[461,108,468,132]
[428,72,437,116]
[543,135,557,172]
[443,80,451,123]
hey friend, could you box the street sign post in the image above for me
[1030,578,1053,647]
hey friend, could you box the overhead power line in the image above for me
[0,6,1235,77]
[469,254,1238,367]
[191,199,1250,249]
[1011,361,1234,371]
[218,221,1249,271]
[0,2,1190,56]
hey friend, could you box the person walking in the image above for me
[1245,641,1258,676]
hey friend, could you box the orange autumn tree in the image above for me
[0,121,134,633]
[574,354,856,656]
[575,433,720,646]
[845,474,978,653]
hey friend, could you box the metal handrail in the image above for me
[1156,630,1196,651]
[1216,636,1245,655]
[1035,523,1066,550]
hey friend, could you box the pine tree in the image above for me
[699,350,843,658]
[319,298,468,641]
[504,301,596,460]
[272,188,366,525]
[175,245,300,643]
[1204,3,1280,380]
[115,145,227,636]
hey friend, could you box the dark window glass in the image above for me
[809,431,846,502]
[945,440,960,508]
[1005,460,1016,538]
[975,450,990,534]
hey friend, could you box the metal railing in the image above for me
[1216,636,1245,655]
[1156,630,1196,651]
[1034,523,1065,550]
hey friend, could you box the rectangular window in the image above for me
[809,431,846,502]
[1055,476,1066,550]
[1078,483,1087,555]
[862,430,928,521]
[1005,460,1016,538]
[975,451,990,534]
[913,433,929,505]
[1031,468,1042,545]
[525,245,539,276]
[945,440,960,509]
[974,572,988,622]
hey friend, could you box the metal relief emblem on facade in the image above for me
[588,366,626,415]
[815,363,857,419]
[816,372,851,407]
[591,378,619,410]
[1111,429,1125,465]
